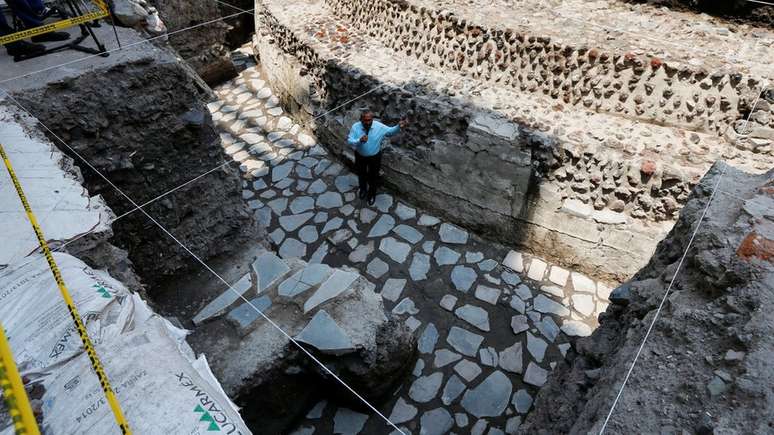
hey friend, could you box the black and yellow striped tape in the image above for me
[0,0,110,46]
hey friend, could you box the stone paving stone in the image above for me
[536,317,560,342]
[279,238,306,259]
[272,161,294,182]
[332,408,368,435]
[295,165,313,179]
[247,199,263,210]
[366,257,389,279]
[571,272,596,293]
[441,374,467,405]
[243,190,255,200]
[252,178,268,190]
[597,282,612,300]
[506,417,521,433]
[533,294,570,316]
[420,408,454,435]
[502,251,524,273]
[479,347,498,368]
[439,223,469,244]
[348,220,362,236]
[322,162,341,176]
[541,285,564,298]
[313,212,327,224]
[306,400,326,419]
[572,294,595,316]
[317,191,343,209]
[395,202,416,220]
[405,316,421,332]
[379,237,411,264]
[510,315,529,335]
[559,343,571,357]
[478,259,497,272]
[321,217,343,234]
[527,258,548,281]
[267,197,288,215]
[498,342,523,374]
[344,192,356,202]
[418,214,440,226]
[193,273,252,325]
[252,253,291,293]
[309,242,329,264]
[289,426,313,435]
[368,214,396,237]
[227,295,272,330]
[295,310,354,355]
[439,294,458,311]
[388,398,417,424]
[548,265,570,286]
[460,370,512,418]
[527,332,548,363]
[561,320,593,337]
[421,241,435,254]
[524,363,549,387]
[279,212,315,232]
[527,311,542,324]
[278,263,332,297]
[409,372,444,403]
[471,419,488,435]
[409,253,431,281]
[298,225,319,243]
[392,224,423,244]
[434,349,462,368]
[328,229,352,245]
[514,284,533,301]
[307,179,327,194]
[298,157,318,168]
[334,174,358,192]
[451,266,477,292]
[447,326,484,357]
[434,246,461,266]
[303,269,359,313]
[296,180,310,192]
[510,296,526,314]
[269,228,285,245]
[373,194,393,213]
[418,323,439,354]
[392,298,420,315]
[512,389,533,414]
[455,413,469,428]
[260,190,277,200]
[413,359,425,377]
[466,251,484,263]
[455,305,491,332]
[474,285,501,305]
[359,208,378,224]
[490,428,506,435]
[454,359,483,382]
[348,241,374,264]
[380,278,406,302]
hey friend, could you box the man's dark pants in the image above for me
[355,151,382,198]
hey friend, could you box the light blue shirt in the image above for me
[347,120,400,157]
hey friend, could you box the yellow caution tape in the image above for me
[0,0,110,46]
[0,323,40,435]
[0,143,131,434]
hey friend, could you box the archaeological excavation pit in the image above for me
[1,0,772,434]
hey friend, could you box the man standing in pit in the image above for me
[347,110,407,206]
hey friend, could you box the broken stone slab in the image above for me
[420,408,454,435]
[303,269,359,313]
[434,349,462,368]
[381,278,406,302]
[279,212,315,232]
[451,265,477,292]
[510,296,526,314]
[510,315,529,335]
[252,252,291,294]
[512,389,533,414]
[440,294,458,311]
[373,194,393,213]
[395,203,416,220]
[226,295,272,331]
[561,320,592,337]
[474,285,501,305]
[533,294,570,317]
[447,326,484,357]
[502,251,524,273]
[418,214,440,226]
[455,304,491,332]
[571,272,597,293]
[392,224,423,244]
[523,362,549,387]
[321,217,344,234]
[480,347,499,367]
[435,246,461,266]
[392,298,419,316]
[290,196,315,214]
[418,323,439,354]
[527,258,548,281]
[442,374,467,405]
[548,266,569,286]
[439,223,469,244]
[499,343,523,374]
[379,237,411,264]
[536,317,560,342]
[366,257,389,278]
[572,294,595,317]
[279,238,306,259]
[277,263,333,298]
[295,309,354,355]
[316,191,343,209]
[409,253,431,281]
[526,332,548,363]
[453,359,483,382]
[409,372,444,403]
[333,408,368,435]
[388,398,417,424]
[193,273,252,325]
[460,370,512,418]
[368,214,396,238]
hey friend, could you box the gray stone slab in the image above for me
[303,269,359,313]
[295,165,313,179]
[561,320,592,337]
[389,398,417,424]
[317,191,344,209]
[447,326,484,357]
[359,208,378,224]
[418,323,439,354]
[455,305,491,332]
[279,238,306,259]
[296,180,310,192]
[333,408,368,435]
[514,284,533,301]
[296,310,354,355]
[455,413,469,428]
[533,294,570,316]
[420,408,454,435]
[272,161,294,182]
[405,316,421,332]
[306,400,326,419]
[309,242,329,264]
[510,296,526,314]
[466,251,484,263]
[442,375,468,407]
[373,193,393,213]
[328,229,353,245]
[366,257,389,279]
[523,363,549,387]
[434,349,462,368]
[275,178,294,190]
[536,317,560,342]
[478,259,498,272]
[474,285,501,305]
[278,263,333,297]
[334,174,359,193]
[381,278,406,302]
[279,212,315,232]
[395,202,416,220]
[348,241,374,264]
[479,347,498,368]
[451,266,477,292]
[392,298,419,316]
[460,370,513,418]
[471,419,488,435]
[527,332,548,363]
[435,246,461,266]
[193,273,252,325]
[252,253,291,293]
[454,359,483,382]
[413,359,425,377]
[512,389,533,414]
[267,197,288,215]
[321,217,344,234]
[409,253,431,281]
[255,207,272,228]
[379,237,412,264]
[368,214,396,238]
[439,294,458,311]
[290,196,315,214]
[307,179,328,194]
[269,228,285,245]
[299,225,319,243]
[409,372,444,403]
[506,417,522,434]
[422,241,436,254]
[261,190,277,200]
[392,224,423,244]
[226,295,272,330]
[418,214,440,226]
[439,223,469,244]
[510,315,529,335]
[499,343,523,374]
[541,285,564,298]
[314,212,328,224]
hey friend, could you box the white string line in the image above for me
[598,85,768,434]
[743,0,774,6]
[51,160,236,253]
[0,89,406,434]
[213,0,254,15]
[0,8,256,86]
